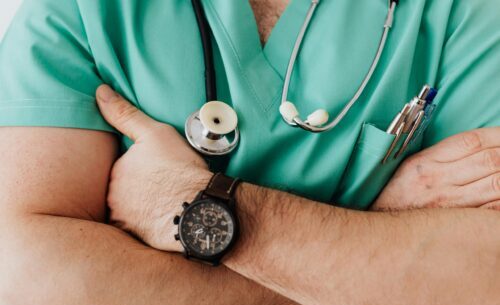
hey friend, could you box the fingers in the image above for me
[480,201,500,211]
[454,173,500,207]
[421,127,500,163]
[96,85,159,142]
[443,147,500,186]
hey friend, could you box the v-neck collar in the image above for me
[201,0,312,113]
[262,0,313,79]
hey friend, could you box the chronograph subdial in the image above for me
[208,227,223,244]
[190,224,207,241]
[201,209,219,227]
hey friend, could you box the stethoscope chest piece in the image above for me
[185,101,240,156]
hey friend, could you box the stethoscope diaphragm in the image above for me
[185,101,240,156]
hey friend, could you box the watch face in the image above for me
[179,199,236,258]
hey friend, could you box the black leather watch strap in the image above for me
[203,173,241,202]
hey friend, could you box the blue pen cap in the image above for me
[425,88,438,104]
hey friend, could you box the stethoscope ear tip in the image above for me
[306,109,329,127]
[279,101,300,123]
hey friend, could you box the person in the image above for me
[0,0,498,304]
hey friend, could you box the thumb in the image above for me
[96,85,157,142]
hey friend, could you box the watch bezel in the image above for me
[178,197,239,264]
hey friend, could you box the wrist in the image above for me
[224,182,271,266]
[148,167,213,252]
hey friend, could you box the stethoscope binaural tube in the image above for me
[279,0,400,133]
[191,0,217,102]
[185,0,240,156]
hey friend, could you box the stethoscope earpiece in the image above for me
[306,109,329,127]
[279,101,329,128]
[279,0,398,133]
[185,101,240,156]
[186,0,399,155]
[279,101,300,125]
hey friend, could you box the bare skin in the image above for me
[0,2,498,304]
[249,0,290,45]
[0,127,295,305]
[95,85,500,305]
[373,132,500,211]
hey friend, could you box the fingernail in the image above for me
[97,85,119,103]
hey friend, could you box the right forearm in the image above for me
[0,213,293,305]
[225,183,500,305]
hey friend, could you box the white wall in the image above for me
[0,0,22,41]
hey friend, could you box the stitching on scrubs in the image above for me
[204,0,271,115]
[268,88,283,113]
[0,106,101,111]
[0,98,97,103]
[0,99,102,111]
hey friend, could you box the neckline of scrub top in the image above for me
[201,0,310,114]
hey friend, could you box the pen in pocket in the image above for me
[382,85,438,164]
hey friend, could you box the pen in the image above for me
[382,85,438,164]
[386,104,411,134]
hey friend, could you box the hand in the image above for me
[96,85,213,252]
[373,127,500,211]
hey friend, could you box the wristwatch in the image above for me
[174,173,241,266]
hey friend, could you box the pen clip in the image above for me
[395,110,425,159]
[382,121,405,164]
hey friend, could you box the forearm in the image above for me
[224,183,500,305]
[0,212,293,305]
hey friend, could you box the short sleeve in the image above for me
[0,0,113,132]
[423,0,500,147]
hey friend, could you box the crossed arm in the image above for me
[227,180,500,305]
[0,128,293,305]
[0,92,499,305]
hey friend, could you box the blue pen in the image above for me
[395,86,438,158]
[383,85,438,163]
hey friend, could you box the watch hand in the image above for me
[206,235,210,249]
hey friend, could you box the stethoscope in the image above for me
[185,0,399,156]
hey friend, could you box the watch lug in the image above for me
[173,215,180,225]
[211,260,221,267]
[174,234,180,241]
[182,202,190,209]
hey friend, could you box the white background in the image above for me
[0,0,22,41]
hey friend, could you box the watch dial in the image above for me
[180,200,235,257]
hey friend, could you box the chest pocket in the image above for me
[333,123,424,210]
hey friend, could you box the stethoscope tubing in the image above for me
[191,0,217,102]
[186,0,400,156]
[281,0,398,133]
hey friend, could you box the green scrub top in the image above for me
[1,0,499,210]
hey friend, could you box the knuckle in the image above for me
[154,122,175,133]
[143,122,174,139]
[459,130,482,152]
[114,102,140,125]
[492,174,500,194]
[482,149,500,171]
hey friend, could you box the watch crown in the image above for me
[174,234,180,241]
[182,202,190,209]
[173,216,180,225]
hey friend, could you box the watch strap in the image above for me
[203,173,241,202]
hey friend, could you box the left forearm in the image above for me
[224,182,500,305]
[92,86,500,305]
